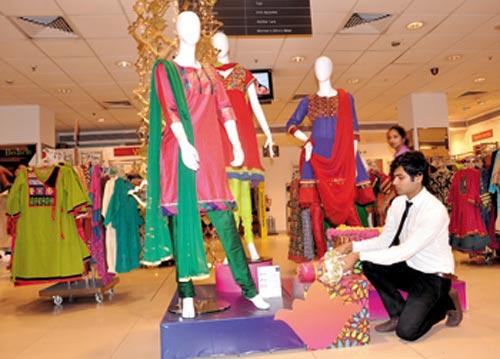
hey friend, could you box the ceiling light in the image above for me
[57,88,72,94]
[116,60,132,68]
[291,55,305,63]
[446,54,462,61]
[5,80,15,85]
[97,118,105,123]
[406,21,424,30]
[347,78,360,84]
[477,100,485,105]
[474,77,486,83]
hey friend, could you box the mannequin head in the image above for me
[314,56,333,82]
[212,31,229,59]
[176,11,201,46]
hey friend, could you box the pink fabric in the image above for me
[449,168,487,238]
[155,63,236,214]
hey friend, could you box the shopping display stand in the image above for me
[39,275,119,307]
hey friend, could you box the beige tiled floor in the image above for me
[1,235,499,359]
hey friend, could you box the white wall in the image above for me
[449,116,500,155]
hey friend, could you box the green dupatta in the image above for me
[144,59,209,280]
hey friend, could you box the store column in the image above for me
[397,93,450,154]
[0,105,55,164]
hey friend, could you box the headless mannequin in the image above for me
[212,31,274,260]
[292,56,358,159]
[171,11,269,318]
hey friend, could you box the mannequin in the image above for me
[286,56,361,257]
[145,11,269,318]
[212,32,274,261]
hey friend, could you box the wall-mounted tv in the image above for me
[250,69,274,104]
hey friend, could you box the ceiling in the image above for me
[1,0,500,133]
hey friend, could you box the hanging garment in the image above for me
[104,178,143,273]
[286,90,361,227]
[216,63,265,184]
[0,192,10,249]
[429,168,453,208]
[6,165,90,285]
[489,150,500,234]
[102,176,117,273]
[449,168,490,251]
[287,176,306,262]
[89,165,115,285]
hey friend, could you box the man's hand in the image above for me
[334,236,353,255]
[0,165,13,188]
[342,252,360,273]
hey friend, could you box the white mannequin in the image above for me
[171,11,270,318]
[212,32,274,157]
[291,56,358,160]
[212,31,275,261]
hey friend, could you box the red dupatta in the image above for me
[309,89,357,225]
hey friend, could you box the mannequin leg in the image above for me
[171,216,196,318]
[228,178,242,229]
[207,210,270,309]
[310,202,327,258]
[207,210,256,298]
[239,180,260,260]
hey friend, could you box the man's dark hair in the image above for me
[390,151,429,187]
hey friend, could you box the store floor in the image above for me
[1,235,499,359]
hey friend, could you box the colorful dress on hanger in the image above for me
[489,150,500,234]
[216,63,264,184]
[449,168,490,251]
[155,62,236,215]
[104,178,143,273]
[6,165,90,285]
[102,176,118,273]
[429,169,453,208]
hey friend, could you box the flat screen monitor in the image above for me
[250,68,274,104]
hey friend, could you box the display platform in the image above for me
[282,277,468,320]
[160,285,305,359]
[215,257,272,293]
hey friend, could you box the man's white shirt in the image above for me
[353,187,455,274]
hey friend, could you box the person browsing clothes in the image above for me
[337,151,462,341]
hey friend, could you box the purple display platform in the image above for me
[160,285,305,359]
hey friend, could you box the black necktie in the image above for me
[390,200,413,247]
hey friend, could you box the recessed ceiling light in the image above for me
[97,118,105,123]
[474,77,486,83]
[406,21,424,30]
[477,100,485,105]
[57,88,72,94]
[116,60,132,68]
[347,78,360,84]
[446,54,462,61]
[291,55,305,63]
[5,79,15,85]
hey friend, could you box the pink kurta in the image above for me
[155,63,236,215]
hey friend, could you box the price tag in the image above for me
[257,265,282,298]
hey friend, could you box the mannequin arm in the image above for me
[292,129,313,161]
[170,122,200,171]
[224,120,244,167]
[247,83,274,157]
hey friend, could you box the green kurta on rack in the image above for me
[7,165,91,285]
[104,177,143,273]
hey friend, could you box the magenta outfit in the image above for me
[155,63,237,215]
